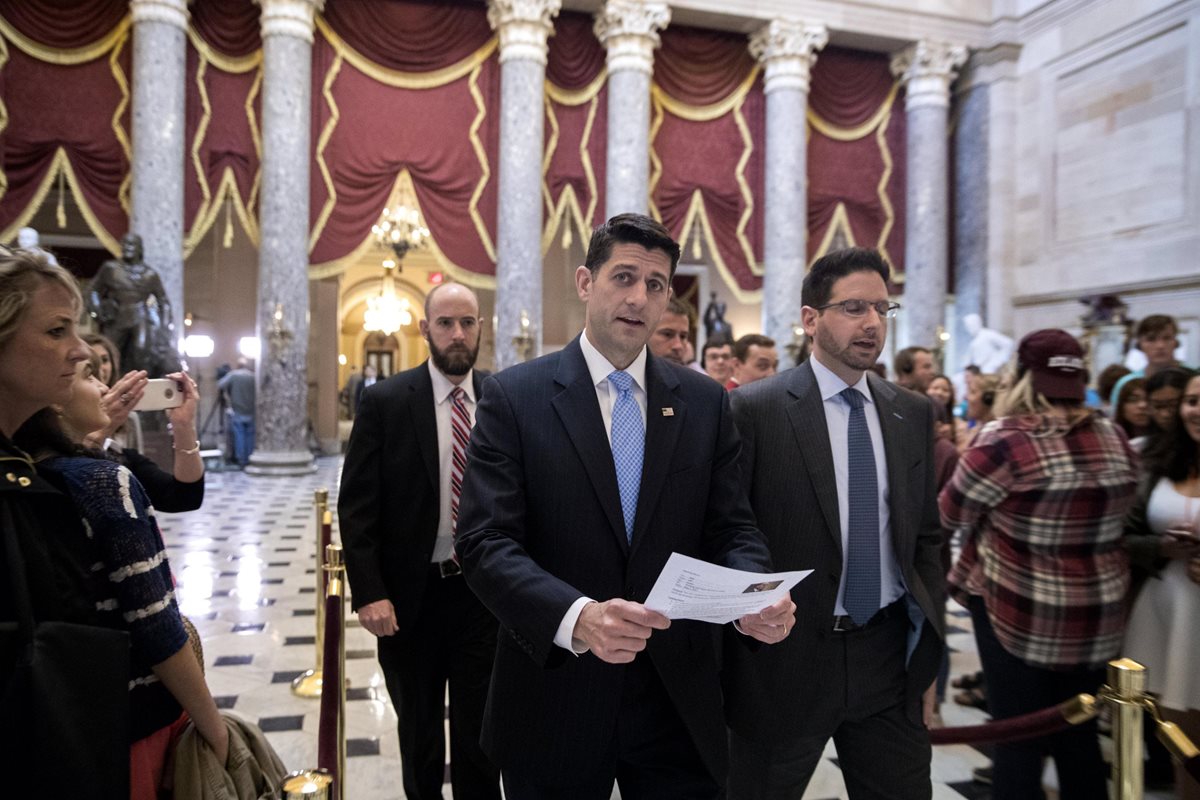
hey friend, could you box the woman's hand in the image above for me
[97,370,149,440]
[164,371,200,430]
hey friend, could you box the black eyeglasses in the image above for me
[815,299,901,319]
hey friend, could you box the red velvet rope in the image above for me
[929,705,1082,747]
[317,591,342,777]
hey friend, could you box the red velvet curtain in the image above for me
[652,25,764,294]
[307,4,500,277]
[322,0,492,72]
[807,46,906,279]
[0,3,131,249]
[184,0,262,248]
[543,11,607,245]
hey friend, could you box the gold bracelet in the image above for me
[175,440,201,455]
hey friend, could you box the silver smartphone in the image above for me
[134,378,185,411]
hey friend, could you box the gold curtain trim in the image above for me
[647,98,664,220]
[314,16,497,90]
[110,31,132,215]
[308,169,497,289]
[650,65,760,123]
[246,67,263,218]
[185,27,261,74]
[678,189,761,304]
[544,68,606,106]
[874,107,897,270]
[0,148,122,254]
[466,60,496,262]
[186,55,214,253]
[810,201,857,265]
[540,91,599,255]
[184,168,259,252]
[308,52,344,253]
[0,14,130,65]
[808,81,899,142]
[732,91,760,277]
[0,36,10,203]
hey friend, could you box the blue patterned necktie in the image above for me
[840,387,880,625]
[608,370,644,544]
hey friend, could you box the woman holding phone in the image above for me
[1123,368,1200,799]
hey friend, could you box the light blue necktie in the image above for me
[608,370,644,544]
[840,387,880,625]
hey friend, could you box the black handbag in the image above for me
[1,504,131,800]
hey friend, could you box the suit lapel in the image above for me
[868,373,909,558]
[550,340,629,553]
[629,356,683,557]
[409,364,439,493]
[785,363,842,550]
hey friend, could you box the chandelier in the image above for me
[363,261,412,335]
[371,203,430,265]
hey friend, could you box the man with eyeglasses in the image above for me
[723,247,945,800]
[701,339,734,384]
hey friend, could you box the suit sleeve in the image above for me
[703,390,772,573]
[456,376,588,667]
[914,398,947,626]
[337,386,390,610]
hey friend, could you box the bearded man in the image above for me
[338,281,500,800]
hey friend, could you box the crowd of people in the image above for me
[2,223,1197,800]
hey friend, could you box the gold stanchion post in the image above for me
[1106,658,1146,800]
[325,543,348,800]
[292,488,330,698]
[281,769,334,799]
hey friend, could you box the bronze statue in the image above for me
[87,233,181,376]
[703,291,732,343]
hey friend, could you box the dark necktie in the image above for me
[449,387,470,557]
[840,387,880,625]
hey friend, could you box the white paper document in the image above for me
[644,552,812,624]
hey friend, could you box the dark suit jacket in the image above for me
[338,362,488,638]
[456,337,772,786]
[723,361,945,740]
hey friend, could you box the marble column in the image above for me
[595,0,670,218]
[890,40,967,350]
[749,20,827,369]
[952,69,988,371]
[246,0,323,476]
[487,0,561,371]
[129,0,188,339]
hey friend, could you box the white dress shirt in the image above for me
[808,356,905,615]
[553,330,649,653]
[428,361,476,564]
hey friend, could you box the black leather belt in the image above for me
[832,597,905,632]
[433,559,462,578]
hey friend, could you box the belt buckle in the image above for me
[832,615,861,632]
[438,559,462,578]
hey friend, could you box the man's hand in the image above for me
[358,599,399,637]
[735,595,796,644]
[573,599,670,664]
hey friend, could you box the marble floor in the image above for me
[165,456,1174,800]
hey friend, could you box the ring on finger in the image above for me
[120,393,132,405]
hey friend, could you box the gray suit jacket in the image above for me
[722,361,945,739]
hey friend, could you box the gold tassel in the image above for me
[222,196,234,248]
[55,169,67,228]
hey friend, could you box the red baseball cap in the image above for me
[1018,329,1086,401]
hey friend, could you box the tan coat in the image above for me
[172,712,288,800]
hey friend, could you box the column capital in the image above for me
[594,0,670,76]
[130,0,189,29]
[486,0,563,65]
[890,40,969,110]
[748,19,828,95]
[255,0,325,43]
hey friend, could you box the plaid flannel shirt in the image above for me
[941,412,1138,669]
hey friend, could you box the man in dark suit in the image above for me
[338,282,499,800]
[456,213,795,800]
[724,247,945,800]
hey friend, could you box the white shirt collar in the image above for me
[810,355,873,404]
[428,360,475,404]
[580,329,647,392]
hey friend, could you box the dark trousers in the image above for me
[502,656,720,800]
[728,607,931,800]
[969,596,1107,800]
[376,570,500,800]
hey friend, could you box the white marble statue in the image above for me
[962,313,1014,373]
[16,226,58,264]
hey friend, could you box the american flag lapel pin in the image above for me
[662,408,674,417]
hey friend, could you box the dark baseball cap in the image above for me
[1018,329,1086,401]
